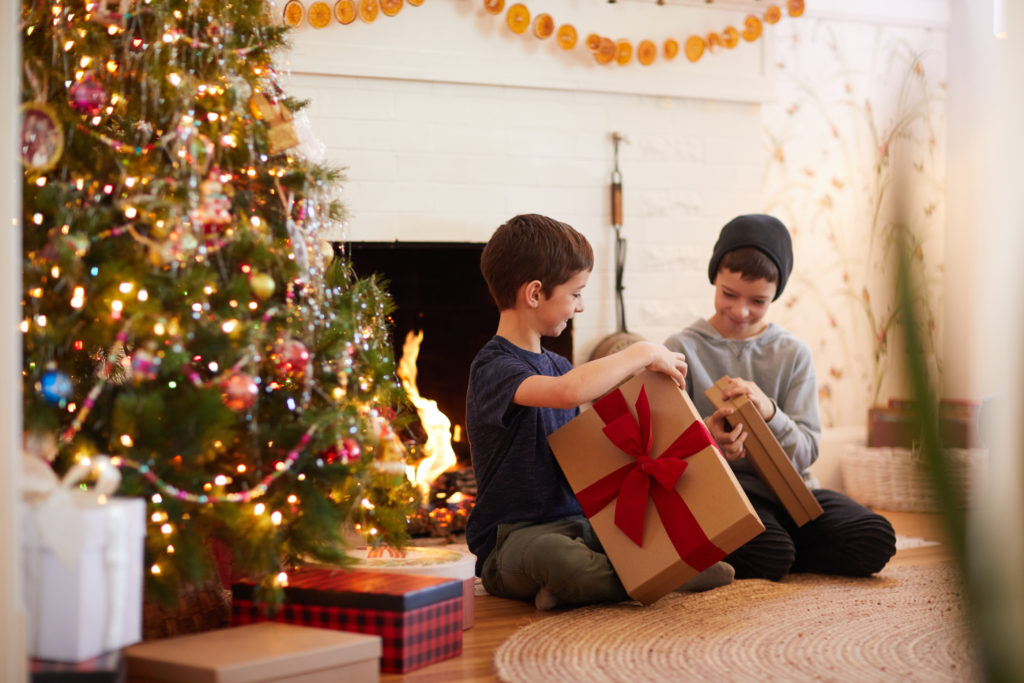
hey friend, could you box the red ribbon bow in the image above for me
[575,385,726,571]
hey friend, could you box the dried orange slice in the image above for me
[722,26,739,49]
[787,0,804,17]
[556,24,577,50]
[483,0,503,15]
[380,0,402,16]
[614,39,632,66]
[706,31,722,54]
[637,40,656,66]
[283,0,305,26]
[585,33,602,52]
[742,14,762,41]
[533,13,554,39]
[684,35,705,63]
[407,0,423,5]
[663,38,679,60]
[594,37,615,65]
[308,0,331,27]
[764,5,781,24]
[358,0,379,22]
[335,0,356,23]
[506,3,529,34]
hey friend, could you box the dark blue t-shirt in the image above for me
[465,336,583,574]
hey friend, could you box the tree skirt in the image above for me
[494,565,977,682]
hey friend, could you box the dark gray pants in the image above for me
[480,515,630,606]
[726,487,897,581]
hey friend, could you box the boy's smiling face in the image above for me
[537,269,590,338]
[710,268,777,339]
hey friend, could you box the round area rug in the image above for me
[494,565,976,682]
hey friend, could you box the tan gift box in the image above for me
[705,376,824,527]
[548,370,764,605]
[124,622,381,683]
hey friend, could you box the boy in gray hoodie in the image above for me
[665,214,895,580]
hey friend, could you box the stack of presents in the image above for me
[25,370,826,680]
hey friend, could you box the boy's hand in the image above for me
[705,407,747,460]
[644,344,688,388]
[718,376,775,422]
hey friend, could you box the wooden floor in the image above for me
[381,510,953,682]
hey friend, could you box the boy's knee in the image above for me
[728,526,796,581]
[843,514,897,575]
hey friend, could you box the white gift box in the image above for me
[22,456,146,662]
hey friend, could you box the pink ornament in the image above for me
[273,339,309,378]
[69,75,107,116]
[220,371,258,411]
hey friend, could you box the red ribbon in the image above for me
[575,385,726,571]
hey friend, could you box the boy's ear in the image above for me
[522,280,543,308]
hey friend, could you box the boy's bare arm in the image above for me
[513,341,688,410]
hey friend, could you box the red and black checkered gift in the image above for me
[231,568,462,674]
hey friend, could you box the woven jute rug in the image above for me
[494,564,977,682]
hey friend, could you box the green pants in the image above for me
[480,515,630,606]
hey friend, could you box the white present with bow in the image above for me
[21,454,146,662]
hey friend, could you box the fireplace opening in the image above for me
[346,242,574,467]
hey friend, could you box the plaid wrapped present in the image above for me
[231,568,462,673]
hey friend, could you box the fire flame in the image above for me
[397,330,457,503]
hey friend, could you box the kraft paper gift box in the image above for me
[706,376,824,527]
[21,455,146,663]
[547,370,764,605]
[124,622,382,683]
[231,568,462,674]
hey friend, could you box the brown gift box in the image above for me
[705,376,823,527]
[124,622,381,683]
[548,370,764,605]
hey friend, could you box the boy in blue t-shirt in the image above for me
[466,213,733,610]
[665,214,896,580]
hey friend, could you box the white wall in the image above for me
[277,0,953,428]
[277,0,775,361]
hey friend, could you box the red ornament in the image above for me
[273,339,310,378]
[323,438,362,465]
[69,74,107,116]
[220,371,258,411]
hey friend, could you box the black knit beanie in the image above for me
[707,214,793,301]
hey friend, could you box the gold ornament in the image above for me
[249,92,300,155]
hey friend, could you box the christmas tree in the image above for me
[20,0,418,606]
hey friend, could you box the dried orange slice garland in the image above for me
[533,13,554,39]
[506,3,530,34]
[380,0,403,17]
[308,1,332,27]
[480,0,806,68]
[282,0,304,26]
[289,0,805,62]
[335,0,356,24]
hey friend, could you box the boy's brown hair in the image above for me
[481,214,594,311]
[718,247,780,286]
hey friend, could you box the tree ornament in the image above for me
[69,74,107,116]
[322,438,361,465]
[220,371,259,411]
[272,339,310,378]
[130,343,161,382]
[19,103,64,173]
[190,169,233,242]
[39,366,73,405]
[249,92,299,155]
[249,272,276,300]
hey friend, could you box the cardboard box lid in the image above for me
[125,622,381,683]
[232,569,462,611]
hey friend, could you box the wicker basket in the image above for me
[840,444,987,511]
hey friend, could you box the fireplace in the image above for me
[346,242,574,466]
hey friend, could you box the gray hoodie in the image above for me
[664,319,821,495]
